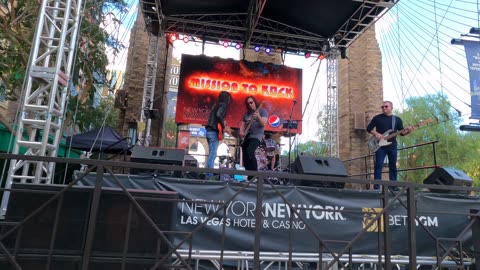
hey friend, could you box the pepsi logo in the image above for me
[268,115,281,127]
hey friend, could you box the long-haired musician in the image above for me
[239,96,267,173]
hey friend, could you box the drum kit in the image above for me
[255,139,281,171]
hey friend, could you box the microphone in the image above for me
[293,100,297,104]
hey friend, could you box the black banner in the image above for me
[77,174,478,256]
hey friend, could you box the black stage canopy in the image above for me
[140,0,398,55]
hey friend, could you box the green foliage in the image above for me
[0,0,127,101]
[68,96,120,133]
[284,140,327,161]
[395,93,480,185]
[164,118,178,148]
[0,0,37,100]
[314,107,333,156]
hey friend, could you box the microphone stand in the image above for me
[287,101,297,173]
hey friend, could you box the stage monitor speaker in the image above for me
[294,156,348,177]
[423,167,472,193]
[294,156,347,188]
[130,146,185,176]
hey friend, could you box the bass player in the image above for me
[239,95,268,174]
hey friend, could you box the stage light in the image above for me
[318,53,325,60]
[169,33,178,42]
[265,46,272,54]
[235,43,242,50]
[470,27,480,35]
[304,52,311,58]
[254,45,261,52]
[223,40,230,48]
[183,36,189,43]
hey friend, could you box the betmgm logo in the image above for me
[362,208,384,233]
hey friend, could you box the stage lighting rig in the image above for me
[223,40,230,48]
[304,52,311,58]
[318,53,325,60]
[265,46,272,54]
[254,45,261,52]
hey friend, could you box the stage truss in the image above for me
[139,0,397,55]
[1,0,82,217]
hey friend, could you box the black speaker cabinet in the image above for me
[294,156,347,188]
[294,156,348,176]
[130,146,185,176]
[423,167,472,193]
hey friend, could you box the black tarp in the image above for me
[76,173,480,257]
[65,126,130,154]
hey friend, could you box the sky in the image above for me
[375,0,479,125]
[105,0,479,145]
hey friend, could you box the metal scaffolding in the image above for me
[140,0,397,55]
[140,34,161,146]
[0,0,83,217]
[326,53,339,157]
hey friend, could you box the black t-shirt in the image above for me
[366,114,404,147]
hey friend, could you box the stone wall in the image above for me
[121,10,168,146]
[338,27,383,180]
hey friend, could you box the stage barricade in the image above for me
[0,183,177,270]
[75,173,480,259]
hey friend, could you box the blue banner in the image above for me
[463,40,480,119]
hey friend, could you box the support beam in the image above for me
[244,0,267,49]
[0,0,83,217]
[326,50,339,157]
[140,34,161,146]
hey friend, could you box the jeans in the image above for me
[374,146,398,181]
[206,131,219,177]
[242,138,261,172]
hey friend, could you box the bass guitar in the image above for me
[367,118,432,153]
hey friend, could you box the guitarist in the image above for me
[366,101,413,190]
[239,96,268,174]
[205,91,232,179]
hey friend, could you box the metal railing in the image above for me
[0,153,478,270]
[343,140,440,179]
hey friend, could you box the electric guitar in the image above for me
[240,101,265,145]
[367,118,433,153]
[217,122,233,140]
[217,123,224,140]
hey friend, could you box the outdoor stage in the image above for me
[0,153,478,270]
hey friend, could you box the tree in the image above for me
[395,94,480,185]
[1,0,127,151]
[0,0,127,122]
[67,95,120,133]
[289,140,327,158]
[313,106,333,157]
